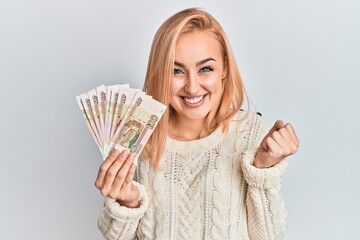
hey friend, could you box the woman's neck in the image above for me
[168,115,210,141]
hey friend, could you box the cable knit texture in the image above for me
[97,111,288,239]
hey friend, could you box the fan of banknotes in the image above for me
[76,84,167,159]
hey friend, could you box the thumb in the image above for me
[264,120,285,139]
[273,119,285,130]
[258,120,285,151]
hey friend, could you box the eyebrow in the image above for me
[174,57,216,68]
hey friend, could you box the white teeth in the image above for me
[183,95,204,104]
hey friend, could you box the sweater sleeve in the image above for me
[240,114,288,240]
[97,181,149,240]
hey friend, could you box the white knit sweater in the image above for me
[97,111,288,240]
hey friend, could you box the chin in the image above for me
[185,111,210,121]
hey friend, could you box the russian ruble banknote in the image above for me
[76,85,166,160]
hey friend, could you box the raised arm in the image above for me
[241,116,299,239]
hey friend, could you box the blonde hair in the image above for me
[142,8,248,168]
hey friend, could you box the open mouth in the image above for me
[181,94,208,104]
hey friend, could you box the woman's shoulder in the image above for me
[229,110,269,148]
[230,110,268,130]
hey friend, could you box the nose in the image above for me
[184,72,200,95]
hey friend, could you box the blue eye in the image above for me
[173,68,184,75]
[199,66,214,73]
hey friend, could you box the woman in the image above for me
[95,8,299,240]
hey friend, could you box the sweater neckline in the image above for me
[165,124,226,152]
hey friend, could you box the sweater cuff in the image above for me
[104,181,149,221]
[240,151,287,189]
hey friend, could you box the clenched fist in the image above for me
[253,120,299,168]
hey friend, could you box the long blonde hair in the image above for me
[141,8,247,168]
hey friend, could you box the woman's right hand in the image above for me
[95,150,140,208]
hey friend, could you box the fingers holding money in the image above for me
[107,153,136,199]
[95,150,135,198]
[115,163,138,206]
[95,150,121,189]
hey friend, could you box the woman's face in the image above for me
[170,30,227,123]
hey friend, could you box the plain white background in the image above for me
[1,0,359,239]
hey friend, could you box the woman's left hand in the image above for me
[253,120,299,168]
